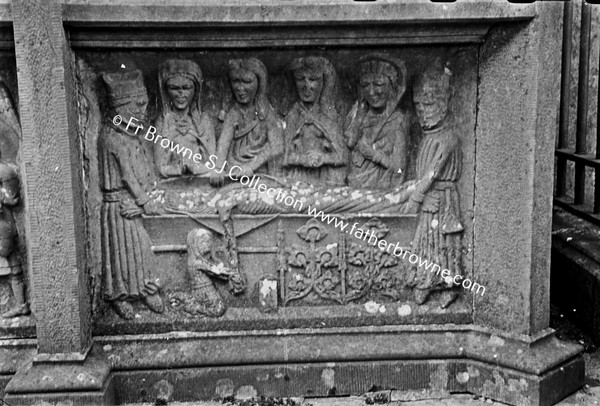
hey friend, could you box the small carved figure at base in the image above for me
[179,228,232,317]
[0,162,29,319]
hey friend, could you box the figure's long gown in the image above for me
[410,122,463,291]
[99,125,160,301]
[348,109,408,189]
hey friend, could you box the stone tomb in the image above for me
[0,1,585,406]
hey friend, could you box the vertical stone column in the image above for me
[474,2,563,335]
[5,0,112,404]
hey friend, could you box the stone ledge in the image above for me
[108,357,583,406]
[95,324,583,376]
[4,352,110,394]
[551,207,600,346]
[4,376,114,406]
[62,0,536,26]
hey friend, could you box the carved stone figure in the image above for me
[210,58,283,187]
[154,59,216,178]
[0,82,28,319]
[0,163,28,318]
[283,57,347,185]
[345,54,409,189]
[406,59,463,308]
[99,70,166,320]
[0,83,20,164]
[182,228,228,317]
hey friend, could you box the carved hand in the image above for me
[143,199,165,216]
[209,174,225,188]
[403,198,421,214]
[239,167,254,178]
[357,141,376,160]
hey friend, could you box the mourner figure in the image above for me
[154,59,216,178]
[0,81,28,319]
[210,58,283,187]
[99,70,166,320]
[345,54,409,189]
[406,59,463,309]
[283,56,347,185]
[0,162,28,318]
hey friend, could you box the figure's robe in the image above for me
[283,103,347,185]
[99,124,162,301]
[409,122,463,291]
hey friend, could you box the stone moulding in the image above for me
[92,324,582,405]
[62,1,537,48]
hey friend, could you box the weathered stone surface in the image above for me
[473,1,563,335]
[0,1,585,405]
[12,0,91,353]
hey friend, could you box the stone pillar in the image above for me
[474,2,563,335]
[4,0,112,404]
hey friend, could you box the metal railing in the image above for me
[554,1,600,225]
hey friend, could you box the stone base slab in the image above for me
[110,358,583,406]
[93,324,583,405]
[3,352,113,406]
[4,376,114,406]
[0,324,584,405]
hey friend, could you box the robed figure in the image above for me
[154,59,216,178]
[283,57,347,186]
[405,60,463,309]
[99,70,165,320]
[345,54,409,189]
[210,58,283,187]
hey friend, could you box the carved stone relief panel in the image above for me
[77,47,476,329]
[0,58,32,327]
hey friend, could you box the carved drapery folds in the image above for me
[95,54,467,320]
[0,80,29,319]
[99,70,166,320]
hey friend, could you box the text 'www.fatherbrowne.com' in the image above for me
[113,114,486,297]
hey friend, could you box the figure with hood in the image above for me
[154,59,215,178]
[345,54,409,189]
[99,70,165,320]
[405,59,463,309]
[0,81,29,318]
[283,56,347,185]
[210,58,283,187]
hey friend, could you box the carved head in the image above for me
[0,162,19,207]
[226,58,269,120]
[187,228,214,260]
[413,58,452,130]
[288,57,337,120]
[102,70,148,123]
[358,54,406,113]
[159,59,202,115]
[0,81,20,164]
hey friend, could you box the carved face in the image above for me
[413,83,449,130]
[189,229,213,258]
[294,70,323,104]
[360,73,392,110]
[166,76,195,111]
[114,93,149,123]
[229,69,258,106]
